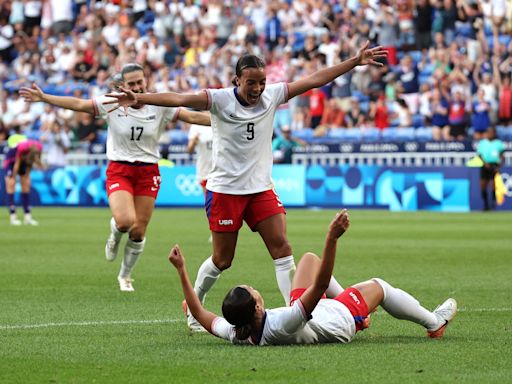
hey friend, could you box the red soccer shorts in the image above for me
[106,161,161,198]
[289,288,326,306]
[289,287,369,331]
[205,189,286,232]
[333,288,369,331]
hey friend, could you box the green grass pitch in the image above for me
[1,207,511,383]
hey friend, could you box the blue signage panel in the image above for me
[1,165,511,211]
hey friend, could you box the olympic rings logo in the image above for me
[499,173,512,197]
[175,174,202,196]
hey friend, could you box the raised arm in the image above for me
[287,41,387,100]
[178,109,211,126]
[299,209,350,315]
[19,84,95,114]
[106,88,209,111]
[168,245,217,333]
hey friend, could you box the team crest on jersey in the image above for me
[147,115,156,121]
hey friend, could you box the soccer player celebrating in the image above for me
[168,209,458,345]
[106,41,387,329]
[3,139,43,225]
[20,63,211,292]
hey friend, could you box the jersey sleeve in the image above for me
[273,301,310,334]
[267,82,289,106]
[161,106,180,123]
[92,95,119,118]
[204,88,222,113]
[211,317,252,345]
[188,124,199,139]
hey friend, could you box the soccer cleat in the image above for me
[182,299,207,333]
[118,276,135,292]
[427,298,457,339]
[10,217,22,226]
[24,217,39,226]
[105,233,120,262]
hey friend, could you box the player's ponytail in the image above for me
[222,286,257,340]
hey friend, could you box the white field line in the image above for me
[0,308,510,331]
[0,318,183,331]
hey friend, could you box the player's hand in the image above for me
[168,244,185,269]
[355,41,387,67]
[327,209,350,240]
[20,83,44,103]
[104,87,138,112]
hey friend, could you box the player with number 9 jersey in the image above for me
[105,42,388,331]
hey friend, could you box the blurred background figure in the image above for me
[2,139,43,225]
[476,127,505,211]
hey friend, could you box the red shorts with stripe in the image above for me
[205,189,286,232]
[290,287,369,332]
[106,161,161,198]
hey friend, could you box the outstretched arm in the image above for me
[178,109,211,126]
[19,84,95,114]
[105,88,209,111]
[299,209,350,315]
[168,245,217,333]
[287,41,387,100]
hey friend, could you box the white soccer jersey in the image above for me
[188,124,213,180]
[93,95,179,163]
[212,298,356,345]
[204,83,288,194]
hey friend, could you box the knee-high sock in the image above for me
[273,255,296,305]
[110,217,124,241]
[194,256,222,303]
[373,278,440,330]
[7,193,16,215]
[119,238,145,278]
[326,276,344,297]
[21,193,30,214]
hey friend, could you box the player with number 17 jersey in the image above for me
[93,96,180,164]
[204,82,288,194]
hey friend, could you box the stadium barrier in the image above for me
[1,164,511,212]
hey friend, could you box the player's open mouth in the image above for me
[247,93,260,103]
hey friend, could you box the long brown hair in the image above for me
[222,286,256,340]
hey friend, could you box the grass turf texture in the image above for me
[1,207,511,383]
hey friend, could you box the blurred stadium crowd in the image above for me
[0,0,511,155]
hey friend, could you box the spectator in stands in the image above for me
[73,111,99,152]
[391,98,413,127]
[396,54,420,114]
[477,127,505,210]
[345,98,367,128]
[374,7,400,66]
[317,98,346,135]
[308,88,326,131]
[493,56,512,125]
[415,0,433,51]
[272,126,305,164]
[40,118,71,169]
[430,88,450,141]
[369,94,390,131]
[448,90,468,141]
[472,88,492,140]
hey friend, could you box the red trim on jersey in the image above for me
[204,89,212,110]
[92,98,99,116]
[173,107,181,122]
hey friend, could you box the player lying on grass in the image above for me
[168,209,457,345]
